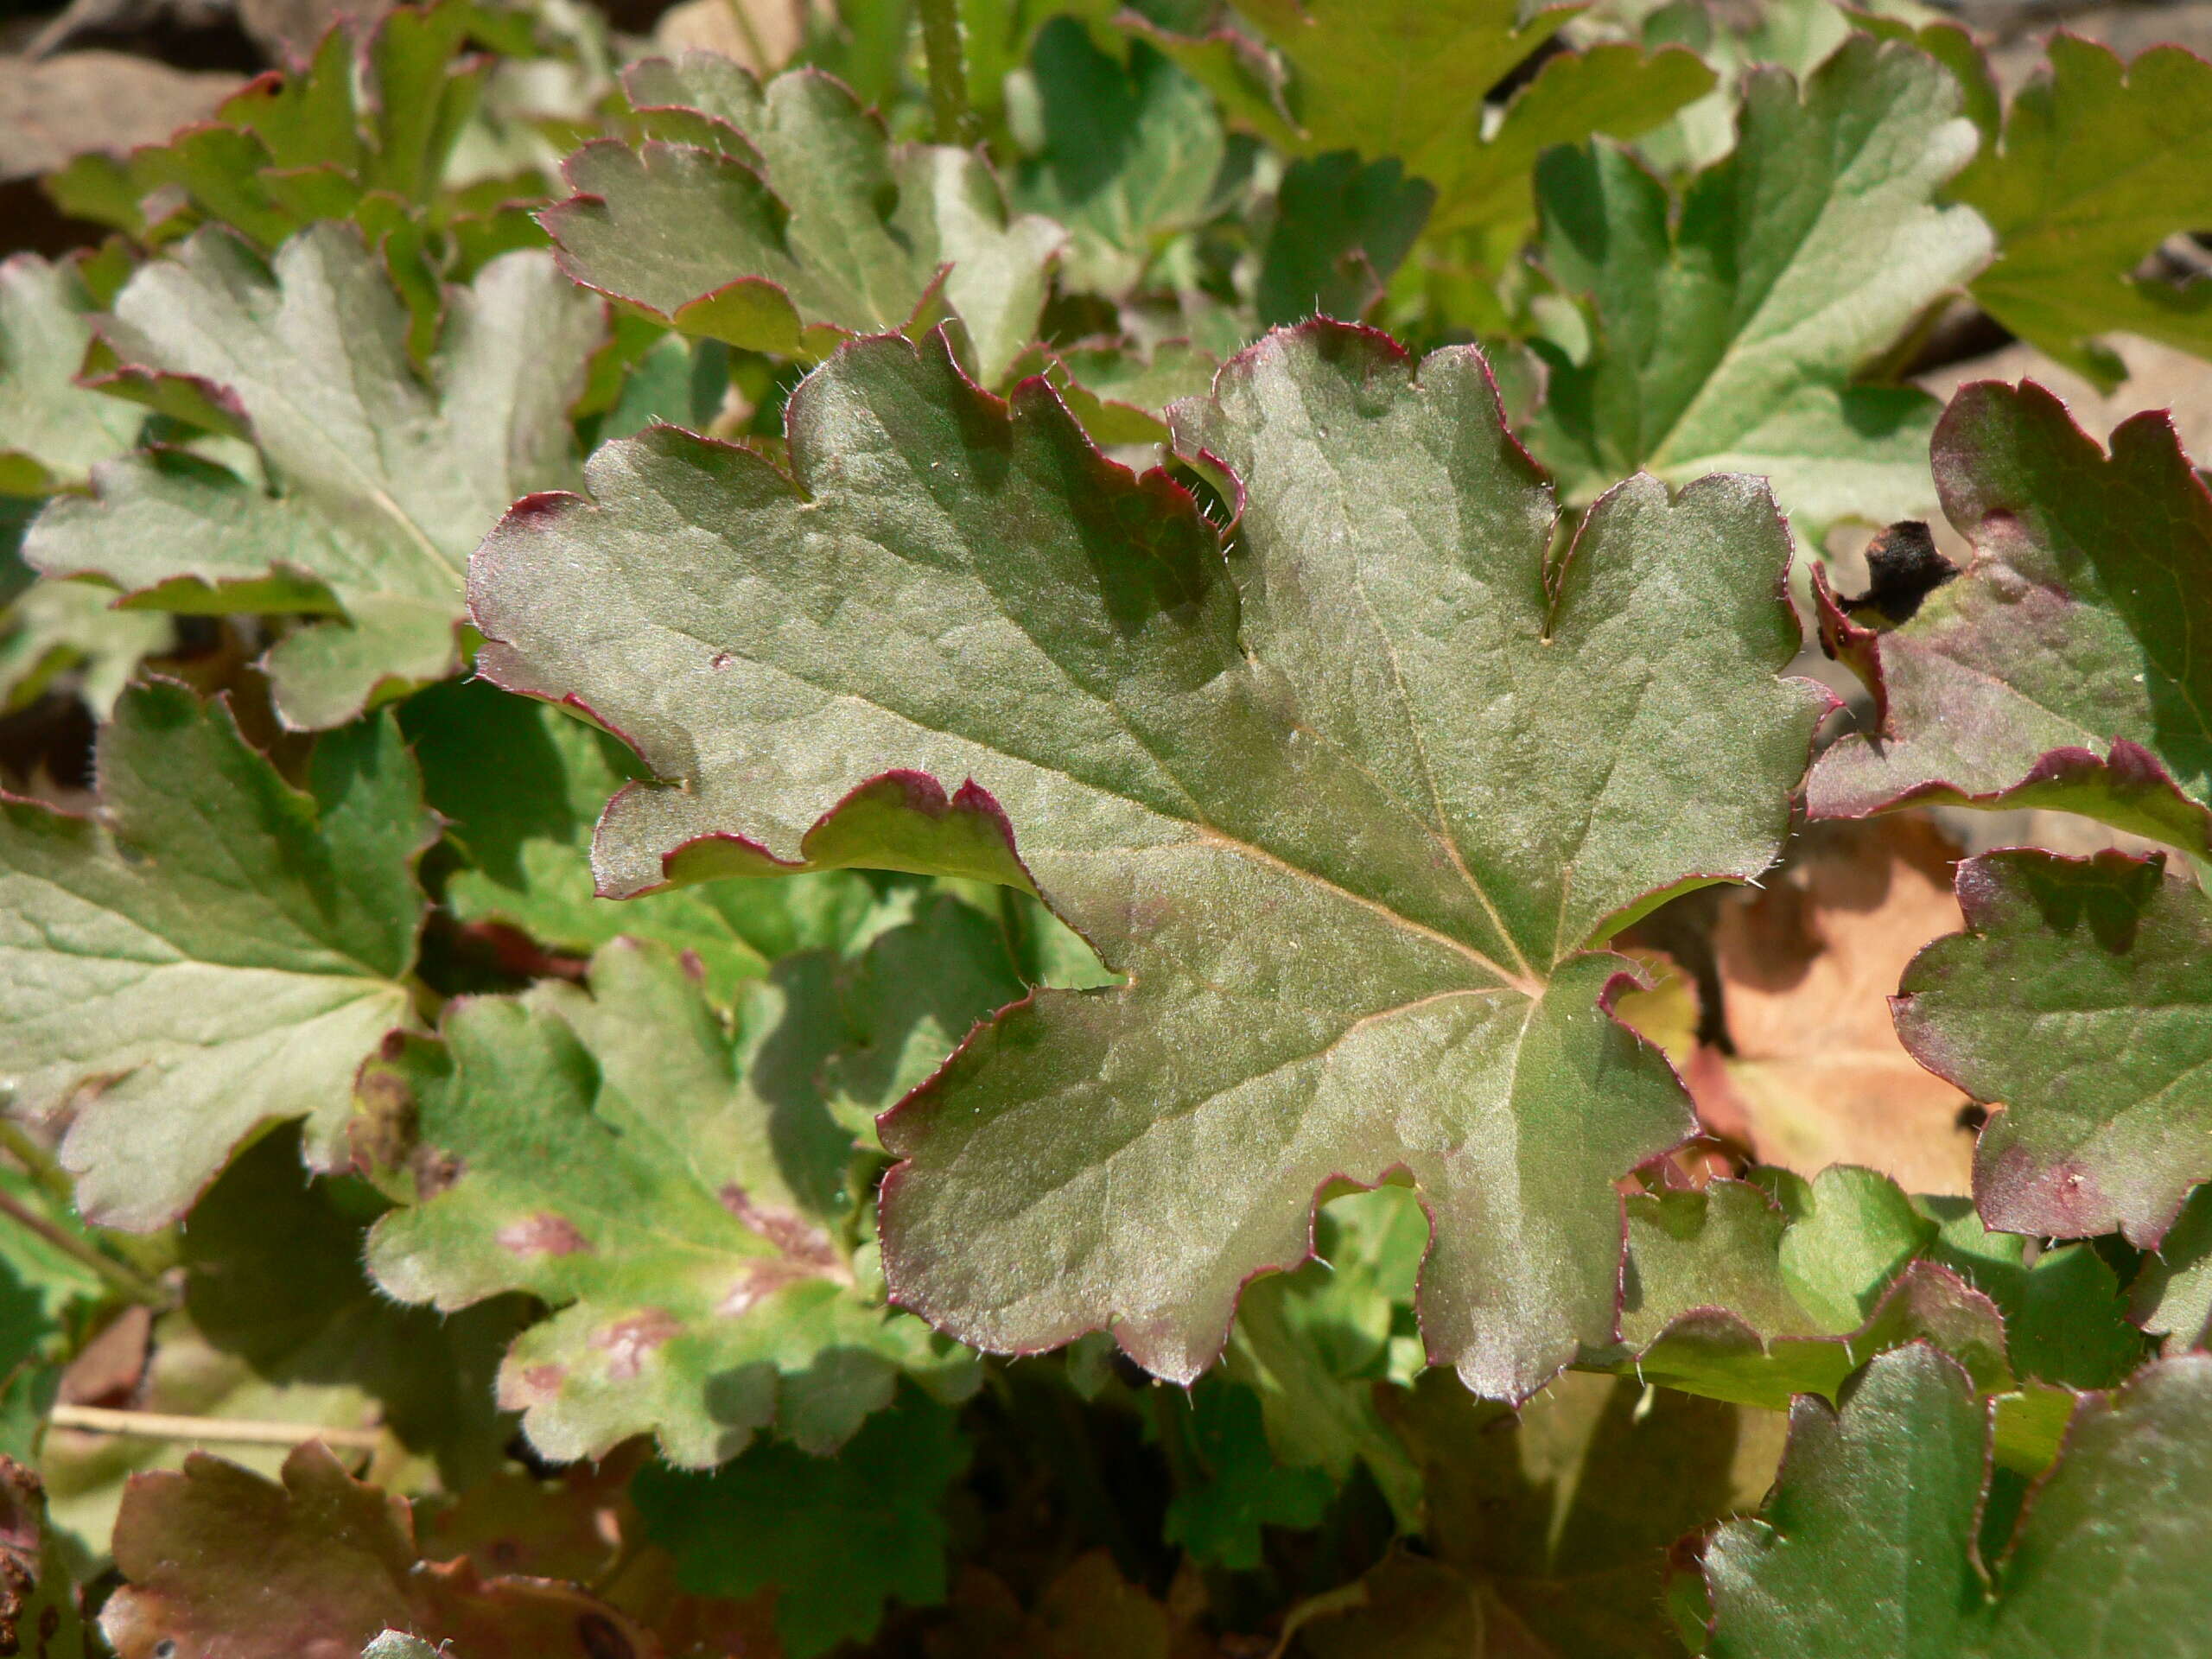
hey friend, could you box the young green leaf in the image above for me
[0,256,143,496]
[1014,17,1227,298]
[1808,381,2212,855]
[1529,37,1992,532]
[44,3,533,251]
[24,226,601,729]
[1136,0,1568,186]
[467,321,1823,1400]
[632,1389,969,1658]
[1896,849,2212,1248]
[1256,151,1433,327]
[100,1442,658,1659]
[363,937,985,1466]
[1610,1172,2013,1416]
[0,683,431,1230]
[1160,1381,1333,1570]
[548,55,1061,383]
[1952,36,2212,391]
[1702,1344,2212,1657]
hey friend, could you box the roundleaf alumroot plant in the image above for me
[1,0,2209,1653]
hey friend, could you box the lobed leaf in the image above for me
[1896,848,2212,1248]
[0,683,430,1230]
[1014,17,1227,298]
[1702,1343,2212,1657]
[403,677,884,1004]
[1610,1166,2144,1422]
[1808,380,2212,854]
[0,256,143,497]
[467,320,1824,1399]
[547,55,1061,384]
[1952,35,2212,391]
[631,1389,968,1658]
[23,226,601,729]
[100,1442,658,1659]
[1529,37,1992,532]
[1331,1368,1785,1659]
[363,935,991,1465]
[1136,0,1570,188]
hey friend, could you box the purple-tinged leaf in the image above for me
[1809,380,2212,854]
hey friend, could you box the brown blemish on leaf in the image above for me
[495,1213,591,1258]
[718,1185,843,1273]
[590,1311,681,1379]
[716,1258,817,1318]
[502,1364,569,1409]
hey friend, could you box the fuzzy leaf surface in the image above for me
[364,936,987,1466]
[1808,381,2212,853]
[23,226,601,728]
[1953,36,2212,390]
[1703,1344,2212,1657]
[468,321,1822,1399]
[0,683,430,1230]
[0,256,142,495]
[550,56,1059,383]
[1529,38,1992,531]
[1896,849,2212,1247]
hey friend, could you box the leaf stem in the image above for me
[0,1120,74,1208]
[0,1188,169,1308]
[47,1404,385,1449]
[915,0,976,147]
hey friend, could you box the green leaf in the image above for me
[53,3,524,250]
[0,577,172,717]
[1807,381,2212,855]
[180,1124,525,1488]
[467,321,1823,1398]
[24,226,601,729]
[1256,151,1433,327]
[1919,1197,2150,1389]
[632,1389,969,1658]
[99,1442,658,1658]
[1952,36,2212,391]
[1011,337,1223,446]
[0,683,430,1230]
[1222,1186,1427,1528]
[1427,41,1718,243]
[363,937,983,1466]
[0,256,143,496]
[1608,1171,2016,1416]
[1895,849,2212,1248]
[1529,38,1992,532]
[1136,0,1570,188]
[402,677,882,1004]
[1014,17,1226,297]
[1703,1344,2212,1657]
[1160,1380,1333,1569]
[550,56,1061,384]
[2131,1183,2212,1352]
